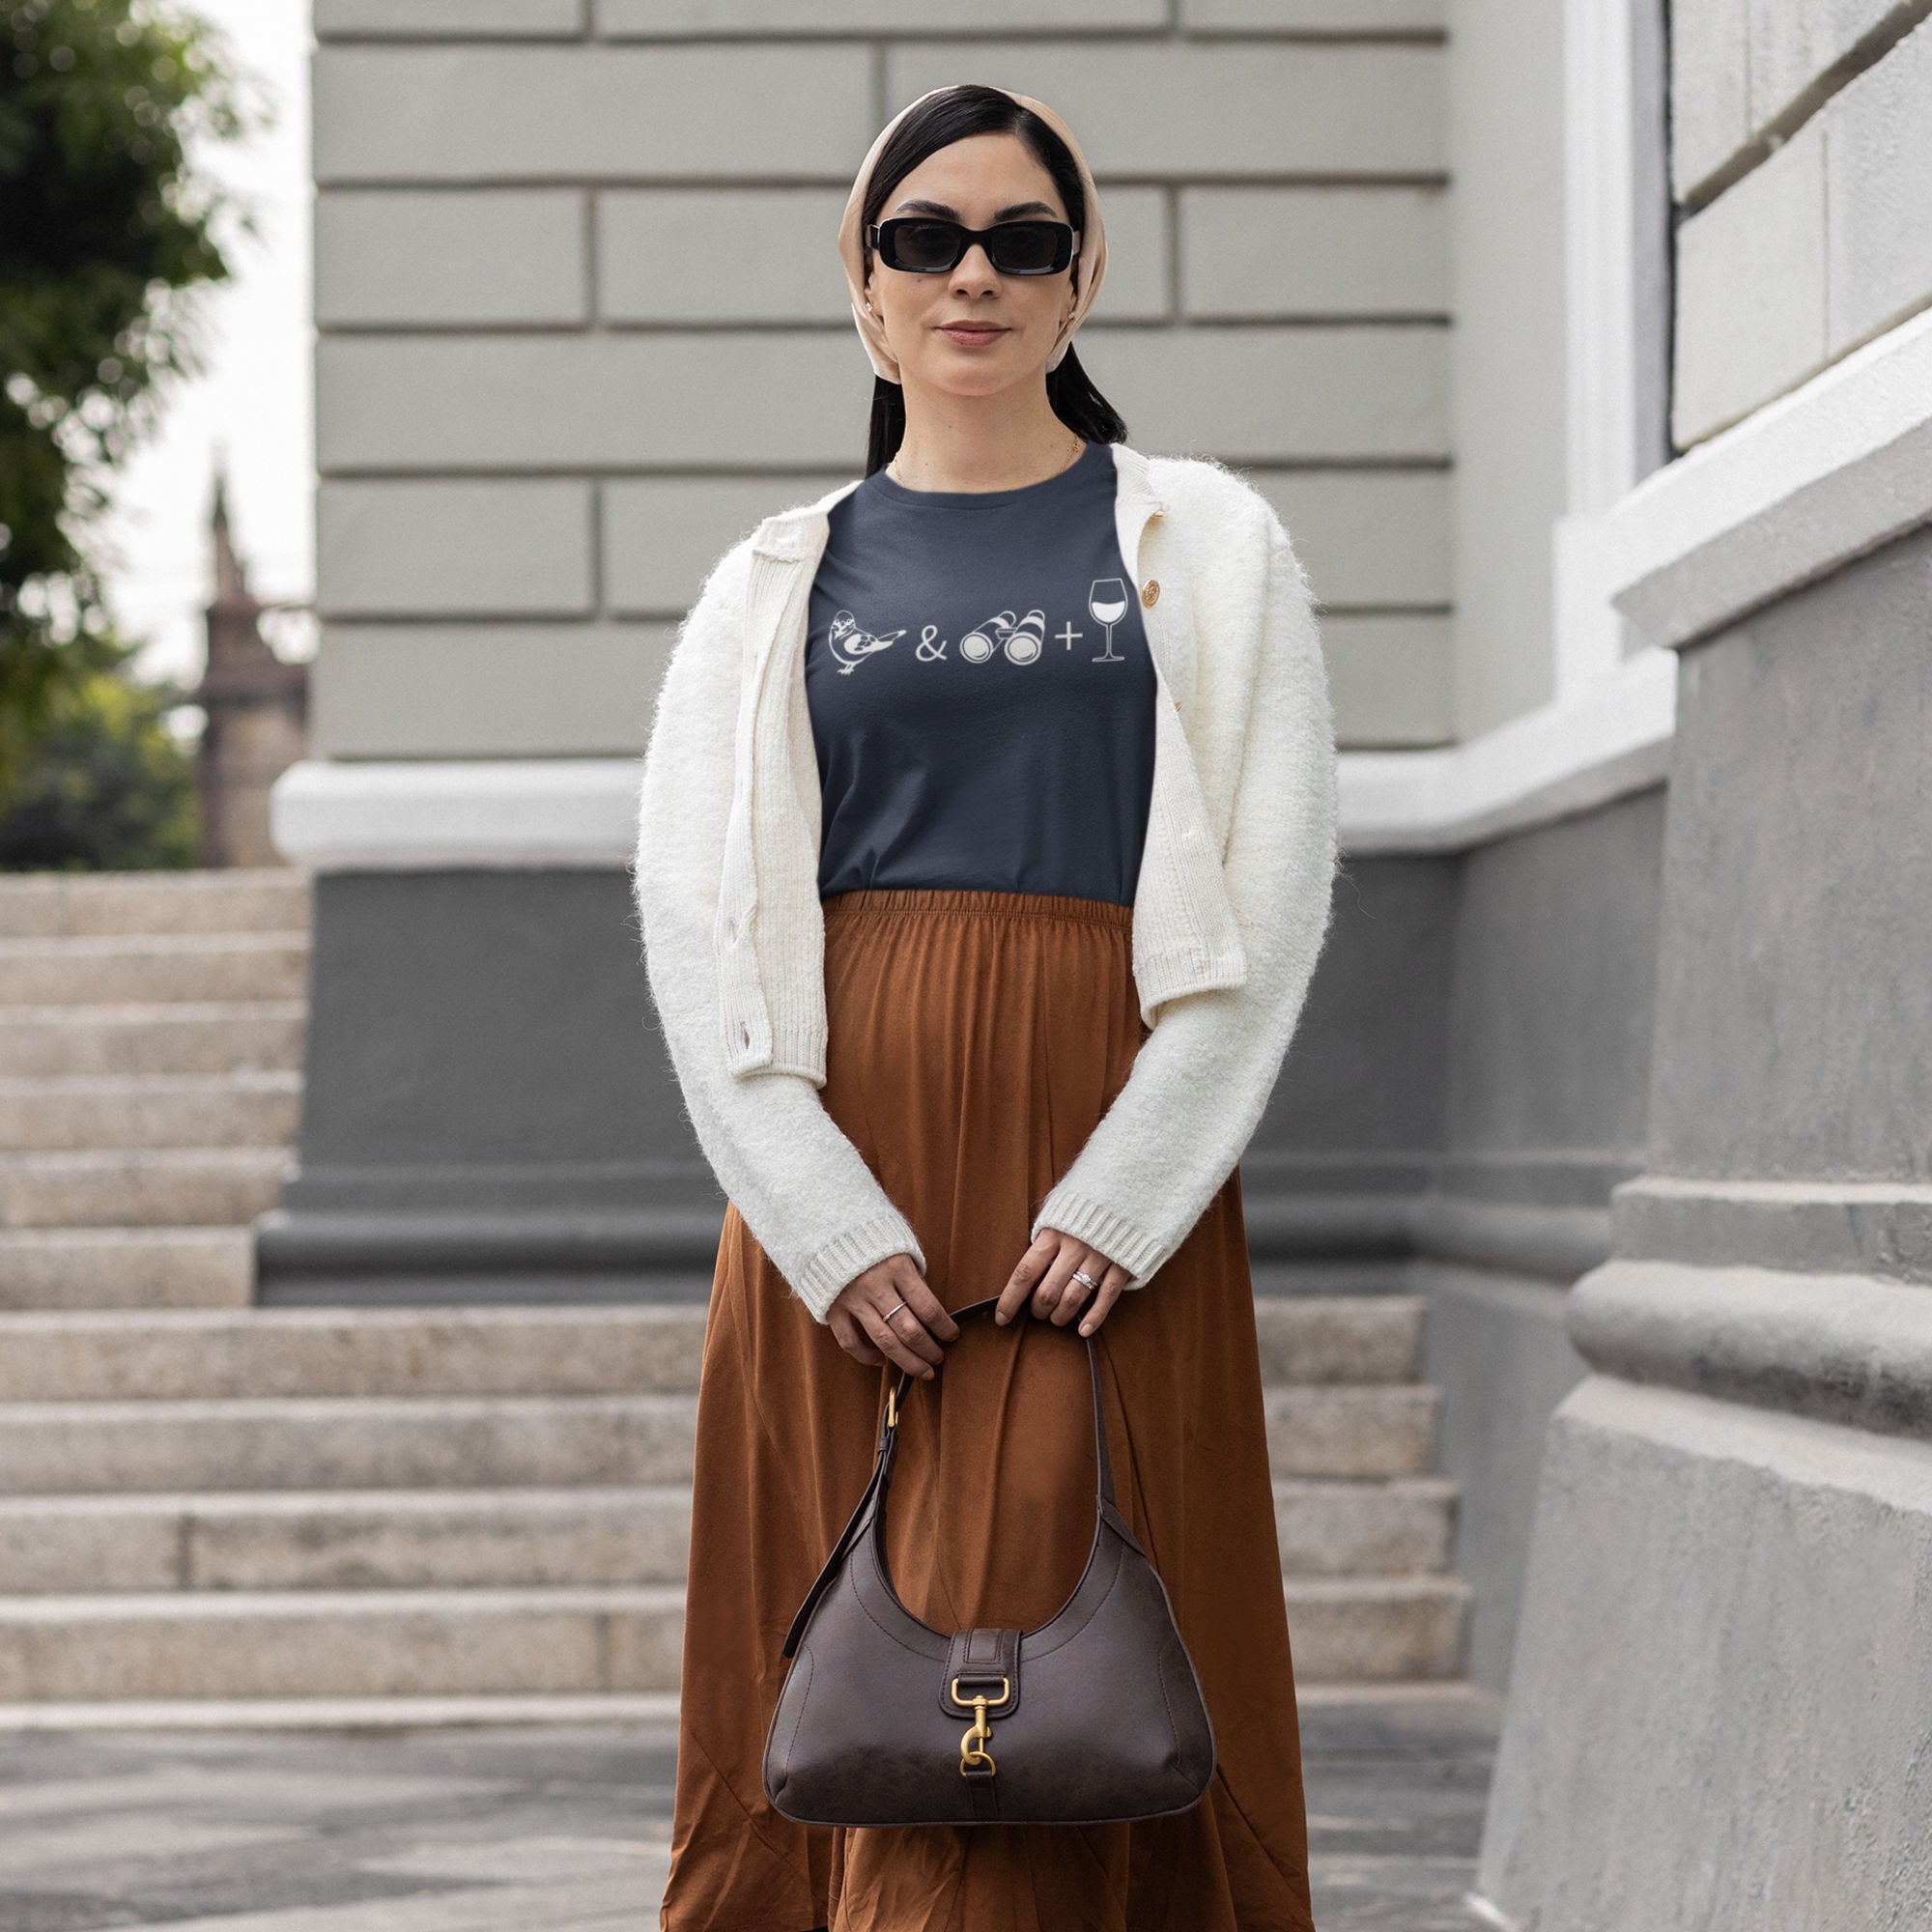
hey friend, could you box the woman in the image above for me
[634,81,1338,1932]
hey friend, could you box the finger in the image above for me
[831,1308,884,1365]
[862,1304,937,1379]
[1031,1248,1082,1319]
[1077,1272,1129,1336]
[995,1236,1054,1324]
[874,1293,946,1369]
[1050,1256,1102,1326]
[897,1273,960,1343]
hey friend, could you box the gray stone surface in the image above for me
[1319,613,1454,747]
[1184,0,1444,22]
[312,45,872,184]
[1442,785,1662,1162]
[1672,11,1932,440]
[1826,14,1932,354]
[315,192,587,328]
[1247,469,1453,609]
[318,0,586,33]
[0,1695,1499,1928]
[1250,853,1457,1177]
[600,474,851,617]
[260,870,703,1303]
[1418,1265,1585,1694]
[318,483,595,621]
[1479,1378,1932,1932]
[1647,521,1932,1186]
[315,326,1445,473]
[1182,185,1448,317]
[885,41,1444,176]
[1673,113,1829,445]
[311,625,669,760]
[1670,0,1918,204]
[600,0,1163,29]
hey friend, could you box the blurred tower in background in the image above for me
[194,469,308,867]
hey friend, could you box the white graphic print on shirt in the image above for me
[829,582,1135,673]
[825,611,906,674]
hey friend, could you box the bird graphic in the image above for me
[826,610,906,674]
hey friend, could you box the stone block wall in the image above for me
[311,0,1456,753]
[1671,0,1932,443]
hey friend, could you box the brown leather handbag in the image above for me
[761,1295,1216,1827]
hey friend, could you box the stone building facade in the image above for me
[273,4,1930,1919]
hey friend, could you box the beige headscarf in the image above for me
[836,85,1108,386]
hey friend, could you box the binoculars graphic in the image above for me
[959,609,1046,666]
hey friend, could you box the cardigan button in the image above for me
[1141,579,1160,607]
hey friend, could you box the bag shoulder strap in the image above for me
[781,1297,1140,1659]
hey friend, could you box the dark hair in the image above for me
[858,84,1127,476]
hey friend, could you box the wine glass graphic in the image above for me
[1089,578,1128,662]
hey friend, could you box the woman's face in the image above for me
[863,131,1078,399]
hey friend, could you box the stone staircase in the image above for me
[0,869,308,1312]
[0,871,1469,1721]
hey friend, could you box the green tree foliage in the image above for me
[0,633,197,868]
[0,0,248,802]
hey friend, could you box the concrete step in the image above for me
[1283,1576,1470,1682]
[0,1690,685,1730]
[0,1149,290,1228]
[0,869,312,939]
[0,1306,709,1401]
[0,1585,686,1701]
[0,1072,301,1151]
[0,1574,1462,1700]
[0,1476,1456,1595]
[0,934,309,1007]
[0,1487,694,1594]
[0,1382,1432,1495]
[0,1300,1429,1405]
[1274,1477,1457,1577]
[0,1003,306,1077]
[0,1396,702,1494]
[0,1229,253,1310]
[1253,1295,1421,1381]
[0,1298,1422,1406]
[1264,1385,1441,1477]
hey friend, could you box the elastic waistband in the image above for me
[821,887,1133,929]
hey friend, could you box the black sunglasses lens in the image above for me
[988,224,1065,274]
[892,221,965,271]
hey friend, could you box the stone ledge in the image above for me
[1567,1257,1932,1440]
[1614,1174,1932,1283]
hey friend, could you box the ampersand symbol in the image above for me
[916,625,947,662]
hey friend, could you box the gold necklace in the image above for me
[889,430,1085,492]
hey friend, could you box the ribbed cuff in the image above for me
[1029,1190,1168,1290]
[790,1213,927,1323]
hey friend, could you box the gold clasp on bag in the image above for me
[952,1675,1011,1776]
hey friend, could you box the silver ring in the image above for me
[1070,1270,1100,1292]
[882,1299,909,1321]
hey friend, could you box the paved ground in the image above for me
[0,1689,1500,1930]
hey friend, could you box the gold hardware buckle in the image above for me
[886,1384,898,1430]
[952,1674,1011,1776]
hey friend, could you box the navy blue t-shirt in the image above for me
[804,438,1157,905]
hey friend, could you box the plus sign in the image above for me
[1055,620,1084,651]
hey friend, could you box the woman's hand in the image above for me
[828,1254,959,1378]
[995,1230,1131,1336]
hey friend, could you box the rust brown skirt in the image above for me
[658,887,1315,1932]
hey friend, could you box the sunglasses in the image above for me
[867,217,1080,277]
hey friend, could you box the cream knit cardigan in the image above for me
[633,440,1339,1323]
